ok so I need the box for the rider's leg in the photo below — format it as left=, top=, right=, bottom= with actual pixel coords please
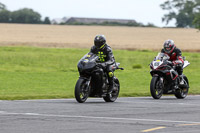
left=106, top=65, right=114, bottom=94
left=177, top=65, right=184, bottom=85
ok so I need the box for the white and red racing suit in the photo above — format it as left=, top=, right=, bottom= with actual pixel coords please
left=161, top=47, right=184, bottom=75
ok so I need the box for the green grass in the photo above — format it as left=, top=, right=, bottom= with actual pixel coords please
left=0, top=46, right=199, bottom=100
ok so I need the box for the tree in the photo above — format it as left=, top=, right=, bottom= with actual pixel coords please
left=0, top=3, right=52, bottom=24
left=0, top=2, right=6, bottom=10
left=160, top=0, right=200, bottom=27
left=0, top=2, right=10, bottom=23
left=193, top=0, right=200, bottom=29
left=0, top=9, right=11, bottom=23
left=193, top=13, right=200, bottom=29
left=11, top=8, right=42, bottom=24
left=43, top=17, right=51, bottom=24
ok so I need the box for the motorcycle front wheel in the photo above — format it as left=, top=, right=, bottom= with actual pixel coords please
left=75, top=78, right=90, bottom=103
left=150, top=76, right=163, bottom=99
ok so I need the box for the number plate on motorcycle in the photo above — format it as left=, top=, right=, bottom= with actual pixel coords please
left=154, top=62, right=160, bottom=66
left=83, top=59, right=89, bottom=63
left=86, top=55, right=91, bottom=57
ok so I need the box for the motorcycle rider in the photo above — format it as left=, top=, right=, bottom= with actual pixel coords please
left=161, top=39, right=184, bottom=87
left=90, top=35, right=115, bottom=94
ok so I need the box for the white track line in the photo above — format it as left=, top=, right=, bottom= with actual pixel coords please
left=119, top=101, right=200, bottom=106
left=1, top=111, right=200, bottom=124
left=3, top=97, right=200, bottom=107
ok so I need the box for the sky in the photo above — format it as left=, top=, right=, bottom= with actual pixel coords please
left=0, top=0, right=176, bottom=27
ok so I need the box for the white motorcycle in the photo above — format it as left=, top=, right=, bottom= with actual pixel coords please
left=150, top=53, right=190, bottom=99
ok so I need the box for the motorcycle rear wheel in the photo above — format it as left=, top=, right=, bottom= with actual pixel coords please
left=103, top=77, right=120, bottom=102
left=150, top=76, right=163, bottom=99
left=174, top=75, right=189, bottom=99
left=75, top=78, right=90, bottom=103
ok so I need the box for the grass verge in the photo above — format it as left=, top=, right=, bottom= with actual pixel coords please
left=0, top=46, right=199, bottom=100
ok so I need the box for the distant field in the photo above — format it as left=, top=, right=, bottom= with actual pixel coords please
left=0, top=23, right=200, bottom=51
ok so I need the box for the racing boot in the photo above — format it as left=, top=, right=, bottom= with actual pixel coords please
left=179, top=75, right=184, bottom=85
left=177, top=68, right=186, bottom=87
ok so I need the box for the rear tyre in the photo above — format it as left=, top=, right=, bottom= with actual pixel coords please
left=75, top=78, right=90, bottom=103
left=175, top=75, right=189, bottom=99
left=103, top=77, right=120, bottom=102
left=150, top=76, right=163, bottom=99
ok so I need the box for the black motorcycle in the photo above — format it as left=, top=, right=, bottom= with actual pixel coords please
left=150, top=53, right=190, bottom=99
left=75, top=52, right=124, bottom=103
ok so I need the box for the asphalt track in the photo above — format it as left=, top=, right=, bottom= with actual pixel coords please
left=0, top=96, right=200, bottom=133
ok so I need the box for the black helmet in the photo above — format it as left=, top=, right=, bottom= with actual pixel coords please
left=94, top=35, right=106, bottom=49
left=163, top=39, right=175, bottom=54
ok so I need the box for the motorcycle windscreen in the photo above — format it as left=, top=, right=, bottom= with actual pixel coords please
left=83, top=62, right=96, bottom=70
left=79, top=52, right=98, bottom=62
left=155, top=53, right=170, bottom=61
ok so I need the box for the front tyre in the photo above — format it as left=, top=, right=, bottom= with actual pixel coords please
left=103, top=77, right=120, bottom=102
left=175, top=75, right=189, bottom=99
left=150, top=76, right=163, bottom=99
left=75, top=78, right=90, bottom=103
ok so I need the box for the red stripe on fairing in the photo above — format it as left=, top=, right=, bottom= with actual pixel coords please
left=155, top=65, right=167, bottom=70
left=178, top=56, right=184, bottom=64
left=166, top=72, right=170, bottom=75
left=173, top=61, right=179, bottom=65
left=173, top=75, right=178, bottom=80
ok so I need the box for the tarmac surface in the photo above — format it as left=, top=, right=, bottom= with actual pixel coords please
left=0, top=96, right=200, bottom=133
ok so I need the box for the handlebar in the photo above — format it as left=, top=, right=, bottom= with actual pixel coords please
left=167, top=61, right=173, bottom=65
left=118, top=67, right=124, bottom=70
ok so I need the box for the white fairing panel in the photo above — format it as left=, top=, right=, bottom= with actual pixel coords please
left=183, top=61, right=190, bottom=69
left=152, top=61, right=162, bottom=69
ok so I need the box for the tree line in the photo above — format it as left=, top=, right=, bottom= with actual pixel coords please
left=62, top=21, right=156, bottom=27
left=0, top=1, right=200, bottom=29
left=0, top=2, right=50, bottom=24
left=161, top=0, right=200, bottom=29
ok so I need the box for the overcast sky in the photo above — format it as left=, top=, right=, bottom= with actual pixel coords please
left=0, top=0, right=175, bottom=27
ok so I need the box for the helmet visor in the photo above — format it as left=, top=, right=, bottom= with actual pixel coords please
left=94, top=41, right=105, bottom=49
left=164, top=46, right=172, bottom=53
left=165, top=47, right=171, bottom=51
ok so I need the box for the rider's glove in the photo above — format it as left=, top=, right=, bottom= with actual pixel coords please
left=167, top=61, right=173, bottom=66
left=172, top=61, right=177, bottom=66
left=173, top=60, right=182, bottom=66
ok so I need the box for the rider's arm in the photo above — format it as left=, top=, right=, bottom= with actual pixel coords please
left=90, top=46, right=97, bottom=54
left=105, top=46, right=115, bottom=65
left=161, top=49, right=165, bottom=53
left=175, top=48, right=184, bottom=64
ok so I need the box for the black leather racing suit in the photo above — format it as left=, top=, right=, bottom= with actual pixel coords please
left=90, top=44, right=115, bottom=87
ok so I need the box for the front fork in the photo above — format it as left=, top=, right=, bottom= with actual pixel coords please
left=159, top=77, right=164, bottom=89
left=80, top=76, right=91, bottom=92
left=153, top=75, right=164, bottom=91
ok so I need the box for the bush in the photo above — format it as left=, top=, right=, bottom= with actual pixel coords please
left=132, top=64, right=142, bottom=69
